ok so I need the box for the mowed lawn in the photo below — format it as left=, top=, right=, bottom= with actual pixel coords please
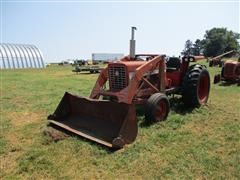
left=1, top=61, right=239, bottom=179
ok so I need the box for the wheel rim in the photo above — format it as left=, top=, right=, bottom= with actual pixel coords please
left=197, top=73, right=210, bottom=103
left=154, top=100, right=167, bottom=121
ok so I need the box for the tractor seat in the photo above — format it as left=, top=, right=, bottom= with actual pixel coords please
left=166, top=57, right=181, bottom=72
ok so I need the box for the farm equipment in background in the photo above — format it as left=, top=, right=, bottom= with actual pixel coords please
left=209, top=50, right=234, bottom=67
left=183, top=55, right=205, bottom=62
left=72, top=65, right=104, bottom=74
left=47, top=27, right=210, bottom=148
left=214, top=58, right=240, bottom=84
left=73, top=59, right=86, bottom=66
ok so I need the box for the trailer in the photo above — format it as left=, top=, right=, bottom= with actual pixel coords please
left=72, top=65, right=104, bottom=74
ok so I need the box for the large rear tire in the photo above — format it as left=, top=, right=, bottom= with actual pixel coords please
left=145, top=93, right=170, bottom=123
left=182, top=64, right=210, bottom=107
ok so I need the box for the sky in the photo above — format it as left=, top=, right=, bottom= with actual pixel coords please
left=1, top=0, right=239, bottom=62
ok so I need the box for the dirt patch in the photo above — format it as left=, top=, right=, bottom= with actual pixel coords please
left=7, top=111, right=44, bottom=128
left=5, top=132, right=20, bottom=146
left=4, top=131, right=32, bottom=148
left=0, top=151, right=22, bottom=177
left=181, top=116, right=215, bottom=136
left=181, top=101, right=239, bottom=137
left=43, top=124, right=70, bottom=141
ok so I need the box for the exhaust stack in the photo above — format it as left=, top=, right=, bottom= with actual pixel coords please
left=130, top=27, right=137, bottom=59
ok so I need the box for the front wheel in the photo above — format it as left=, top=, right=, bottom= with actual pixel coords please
left=145, top=93, right=170, bottom=123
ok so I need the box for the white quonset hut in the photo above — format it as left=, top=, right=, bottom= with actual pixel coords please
left=0, top=43, right=45, bottom=69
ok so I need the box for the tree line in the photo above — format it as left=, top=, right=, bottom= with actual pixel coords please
left=182, top=27, right=240, bottom=57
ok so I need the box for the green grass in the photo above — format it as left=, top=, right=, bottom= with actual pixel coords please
left=1, top=61, right=239, bottom=179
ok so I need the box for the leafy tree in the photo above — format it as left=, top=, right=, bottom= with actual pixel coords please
left=192, top=39, right=203, bottom=55
left=182, top=39, right=204, bottom=56
left=202, top=28, right=240, bottom=57
left=182, top=39, right=193, bottom=55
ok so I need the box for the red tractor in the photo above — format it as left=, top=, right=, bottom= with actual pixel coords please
left=48, top=27, right=210, bottom=148
left=214, top=58, right=240, bottom=84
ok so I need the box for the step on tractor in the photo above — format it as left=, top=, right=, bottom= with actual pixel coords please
left=48, top=27, right=210, bottom=148
left=214, top=58, right=240, bottom=84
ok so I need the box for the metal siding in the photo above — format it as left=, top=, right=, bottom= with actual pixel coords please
left=0, top=50, right=3, bottom=68
left=0, top=47, right=6, bottom=68
left=33, top=45, right=44, bottom=68
left=10, top=44, right=20, bottom=68
left=1, top=45, right=11, bottom=68
left=28, top=45, right=40, bottom=68
left=4, top=44, right=16, bottom=69
left=25, top=45, right=37, bottom=68
left=13, top=44, right=22, bottom=68
left=3, top=44, right=12, bottom=68
left=23, top=45, right=33, bottom=68
left=17, top=45, right=29, bottom=68
left=8, top=44, right=20, bottom=68
left=31, top=45, right=41, bottom=67
left=13, top=44, right=25, bottom=68
left=22, top=45, right=31, bottom=68
left=0, top=46, right=7, bottom=68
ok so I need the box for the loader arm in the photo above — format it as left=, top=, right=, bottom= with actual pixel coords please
left=90, top=67, right=108, bottom=99
left=118, top=55, right=166, bottom=104
left=212, top=50, right=234, bottom=60
left=90, top=55, right=132, bottom=99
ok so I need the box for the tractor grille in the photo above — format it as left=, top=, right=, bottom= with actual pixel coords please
left=224, top=64, right=235, bottom=76
left=108, top=64, right=128, bottom=91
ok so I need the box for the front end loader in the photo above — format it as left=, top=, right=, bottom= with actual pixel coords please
left=48, top=27, right=210, bottom=148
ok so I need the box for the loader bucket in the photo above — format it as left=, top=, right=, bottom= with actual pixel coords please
left=48, top=92, right=138, bottom=148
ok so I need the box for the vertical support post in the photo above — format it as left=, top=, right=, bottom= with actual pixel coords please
left=159, top=56, right=166, bottom=92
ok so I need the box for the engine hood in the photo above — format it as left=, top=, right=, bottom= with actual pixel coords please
left=225, top=60, right=239, bottom=65
left=108, top=61, right=146, bottom=72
